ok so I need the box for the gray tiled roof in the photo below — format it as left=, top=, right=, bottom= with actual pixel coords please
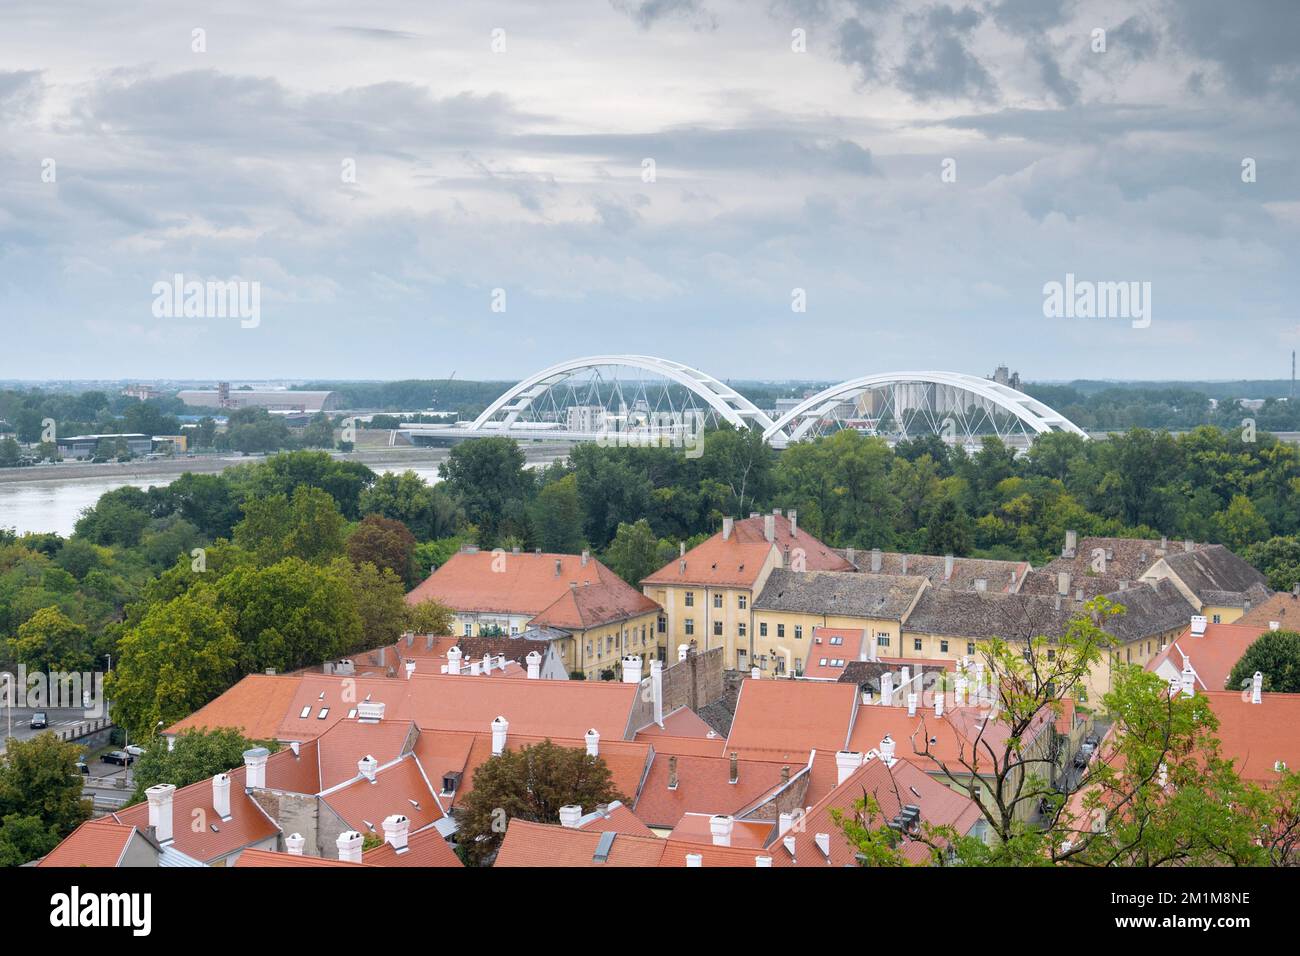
left=1021, top=535, right=1210, bottom=600
left=1158, top=545, right=1270, bottom=607
left=836, top=549, right=1028, bottom=592
left=903, top=589, right=1075, bottom=642
left=754, top=569, right=927, bottom=620
left=1097, top=580, right=1197, bottom=643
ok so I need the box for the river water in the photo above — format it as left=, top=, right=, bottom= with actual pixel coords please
left=0, top=464, right=446, bottom=537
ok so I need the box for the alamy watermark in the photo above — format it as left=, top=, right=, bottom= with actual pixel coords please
left=0, top=666, right=105, bottom=717
left=152, top=274, right=261, bottom=328
left=1042, top=273, right=1151, bottom=328
left=594, top=409, right=705, bottom=459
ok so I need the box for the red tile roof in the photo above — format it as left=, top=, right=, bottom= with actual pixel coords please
left=657, top=840, right=776, bottom=866
left=320, top=755, right=443, bottom=836
left=1201, top=691, right=1300, bottom=782
left=635, top=706, right=719, bottom=739
left=577, top=801, right=656, bottom=837
left=165, top=673, right=304, bottom=738
left=1147, top=622, right=1270, bottom=692
left=731, top=513, right=853, bottom=571
left=634, top=752, right=791, bottom=829
left=725, top=679, right=858, bottom=755
left=669, top=812, right=770, bottom=848
left=495, top=819, right=667, bottom=867
left=363, top=826, right=464, bottom=867
left=112, top=763, right=280, bottom=864
left=314, top=719, right=417, bottom=791
left=802, top=627, right=866, bottom=680
left=234, top=848, right=367, bottom=867
left=36, top=818, right=140, bottom=868
left=405, top=550, right=659, bottom=629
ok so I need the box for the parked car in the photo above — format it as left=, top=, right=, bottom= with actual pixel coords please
left=29, top=712, right=48, bottom=729
left=101, top=750, right=134, bottom=766
left=75, top=758, right=89, bottom=775
left=125, top=744, right=145, bottom=758
left=1073, top=741, right=1096, bottom=768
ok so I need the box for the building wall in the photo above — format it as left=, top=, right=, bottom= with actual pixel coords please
left=754, top=610, right=902, bottom=676
left=566, top=610, right=660, bottom=679
left=624, top=646, right=726, bottom=731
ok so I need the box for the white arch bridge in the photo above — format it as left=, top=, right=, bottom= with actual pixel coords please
left=397, top=355, right=1087, bottom=451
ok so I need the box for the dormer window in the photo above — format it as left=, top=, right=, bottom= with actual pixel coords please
left=299, top=706, right=311, bottom=719
left=317, top=707, right=329, bottom=719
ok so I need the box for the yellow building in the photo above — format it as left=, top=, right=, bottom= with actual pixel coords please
left=641, top=511, right=854, bottom=670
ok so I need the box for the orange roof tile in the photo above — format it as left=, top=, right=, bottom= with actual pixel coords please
left=669, top=812, right=771, bottom=848
left=632, top=733, right=726, bottom=757
left=165, top=673, right=304, bottom=738
left=321, top=756, right=443, bottom=835
left=642, top=539, right=775, bottom=589
left=577, top=801, right=656, bottom=837
left=731, top=513, right=853, bottom=571
left=658, top=840, right=776, bottom=866
left=635, top=706, right=718, bottom=739
left=1201, top=691, right=1300, bottom=782
left=314, top=719, right=417, bottom=790
left=234, top=848, right=367, bottom=867
left=495, top=819, right=667, bottom=867
left=634, top=752, right=791, bottom=828
left=1148, top=622, right=1271, bottom=692
left=405, top=550, right=658, bottom=629
left=363, top=826, right=464, bottom=867
left=37, top=818, right=140, bottom=868
left=803, top=627, right=867, bottom=680
left=112, top=763, right=280, bottom=864
left=725, top=679, right=858, bottom=755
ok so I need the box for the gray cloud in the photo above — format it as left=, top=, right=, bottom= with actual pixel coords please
left=610, top=0, right=718, bottom=30
left=895, top=5, right=997, bottom=102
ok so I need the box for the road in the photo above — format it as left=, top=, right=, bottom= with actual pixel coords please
left=0, top=706, right=100, bottom=749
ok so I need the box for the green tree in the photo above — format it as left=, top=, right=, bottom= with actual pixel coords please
left=0, top=813, right=61, bottom=867
left=234, top=485, right=345, bottom=564
left=405, top=598, right=455, bottom=636
left=530, top=474, right=586, bottom=553
left=8, top=606, right=92, bottom=673
left=108, top=589, right=241, bottom=741
left=0, top=734, right=91, bottom=838
left=1226, top=630, right=1300, bottom=693
left=130, top=728, right=279, bottom=804
left=344, top=559, right=410, bottom=652
left=1216, top=494, right=1269, bottom=551
left=439, top=437, right=533, bottom=545
left=603, top=519, right=669, bottom=586
left=456, top=740, right=627, bottom=865
left=74, top=485, right=152, bottom=548
left=1242, top=536, right=1300, bottom=592
left=360, top=470, right=462, bottom=540
left=301, top=413, right=336, bottom=449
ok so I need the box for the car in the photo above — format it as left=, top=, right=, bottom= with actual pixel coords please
left=1073, top=741, right=1096, bottom=769
left=101, top=750, right=134, bottom=766
left=75, top=759, right=89, bottom=775
left=125, top=744, right=145, bottom=758
left=29, top=712, right=48, bottom=729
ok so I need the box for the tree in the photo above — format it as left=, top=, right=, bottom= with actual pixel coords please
left=74, top=485, right=152, bottom=548
left=233, top=485, right=346, bottom=564
left=166, top=472, right=242, bottom=539
left=301, top=413, right=336, bottom=449
left=347, top=514, right=418, bottom=586
left=0, top=733, right=91, bottom=838
left=1226, top=630, right=1300, bottom=693
left=0, top=813, right=61, bottom=867
left=603, top=519, right=668, bottom=587
left=530, top=474, right=586, bottom=553
left=130, top=728, right=278, bottom=804
left=439, top=437, right=533, bottom=546
left=108, top=589, right=241, bottom=741
left=1243, top=536, right=1300, bottom=592
left=456, top=740, right=627, bottom=865
left=0, top=438, right=19, bottom=467
left=1216, top=494, right=1270, bottom=551
left=8, top=606, right=92, bottom=673
left=405, top=598, right=455, bottom=636
left=344, top=559, right=410, bottom=653
left=360, top=470, right=462, bottom=540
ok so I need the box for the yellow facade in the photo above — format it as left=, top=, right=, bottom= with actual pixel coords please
left=753, top=610, right=905, bottom=676
left=451, top=609, right=660, bottom=680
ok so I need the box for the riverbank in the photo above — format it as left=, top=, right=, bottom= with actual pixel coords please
left=0, top=443, right=577, bottom=486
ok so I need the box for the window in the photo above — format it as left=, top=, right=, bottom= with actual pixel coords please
left=829, top=636, right=843, bottom=646
left=777, top=624, right=785, bottom=638
left=913, top=638, right=923, bottom=652
left=940, top=640, right=949, bottom=653
left=877, top=634, right=891, bottom=648
left=738, top=623, right=747, bottom=638
left=317, top=707, right=329, bottom=719
left=760, top=622, right=768, bottom=637
left=967, top=642, right=975, bottom=655
left=346, top=708, right=357, bottom=720
left=713, top=620, right=723, bottom=637
left=738, top=594, right=747, bottom=610
left=713, top=593, right=722, bottom=609
left=1047, top=649, right=1056, bottom=662
left=299, top=706, right=311, bottom=719
left=819, top=658, right=828, bottom=667
left=658, top=617, right=666, bottom=634
left=685, top=592, right=695, bottom=607
left=831, top=658, right=844, bottom=667
left=794, top=625, right=803, bottom=640
left=794, top=658, right=802, bottom=672
left=685, top=619, right=695, bottom=636
left=1212, top=614, right=1222, bottom=624
left=510, top=625, right=519, bottom=635
left=463, top=623, right=472, bottom=637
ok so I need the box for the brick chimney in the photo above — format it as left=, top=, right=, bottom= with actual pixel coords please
left=146, top=784, right=176, bottom=844
left=668, top=755, right=679, bottom=790
left=729, top=751, right=738, bottom=785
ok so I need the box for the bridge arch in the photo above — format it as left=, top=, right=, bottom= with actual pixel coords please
left=762, top=371, right=1088, bottom=448
left=469, top=354, right=776, bottom=433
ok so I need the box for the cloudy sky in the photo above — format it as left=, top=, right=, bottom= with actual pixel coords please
left=1, top=0, right=1297, bottom=382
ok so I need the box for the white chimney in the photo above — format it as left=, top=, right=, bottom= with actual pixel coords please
left=404, top=659, right=416, bottom=679
left=212, top=772, right=232, bottom=821
left=935, top=688, right=944, bottom=718
left=336, top=830, right=363, bottom=864
left=559, top=805, right=583, bottom=828
left=722, top=517, right=734, bottom=540
left=581, top=549, right=590, bottom=567
left=783, top=836, right=796, bottom=859
left=285, top=833, right=305, bottom=856
left=1057, top=571, right=1071, bottom=596
left=814, top=832, right=831, bottom=858
left=710, top=814, right=734, bottom=847
left=955, top=673, right=968, bottom=707
left=751, top=666, right=761, bottom=680
left=1252, top=671, right=1263, bottom=704
left=764, top=514, right=775, bottom=542
left=357, top=700, right=385, bottom=721
left=870, top=548, right=882, bottom=573
left=1063, top=529, right=1077, bottom=556
left=778, top=811, right=795, bottom=836
left=243, top=747, right=269, bottom=789
left=481, top=653, right=492, bottom=675
left=900, top=665, right=911, bottom=687
left=358, top=754, right=378, bottom=782
left=1190, top=615, right=1208, bottom=636
left=1270, top=621, right=1281, bottom=632
left=944, top=554, right=954, bottom=580
left=677, top=643, right=690, bottom=662
left=685, top=853, right=702, bottom=867
left=622, top=655, right=643, bottom=684
left=880, top=734, right=897, bottom=767
left=881, top=672, right=894, bottom=707
left=1180, top=662, right=1196, bottom=697
left=835, top=751, right=864, bottom=785
left=585, top=728, right=600, bottom=757
left=145, top=784, right=176, bottom=844
left=525, top=650, right=541, bottom=679
left=447, top=645, right=463, bottom=675
left=907, top=692, right=918, bottom=717
left=491, top=716, right=508, bottom=755
left=789, top=510, right=797, bottom=536
left=651, top=659, right=664, bottom=727
left=382, top=814, right=411, bottom=852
